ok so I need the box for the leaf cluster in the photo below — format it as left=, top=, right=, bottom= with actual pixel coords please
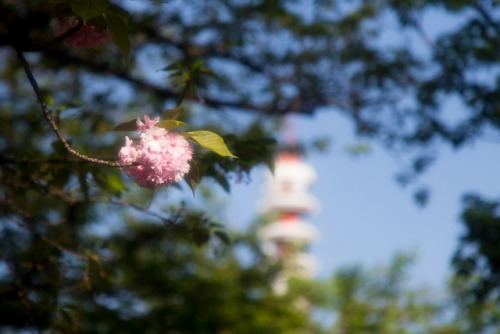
left=1, top=0, right=500, bottom=332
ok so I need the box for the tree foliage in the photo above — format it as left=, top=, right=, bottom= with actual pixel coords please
left=324, top=254, right=461, bottom=334
left=0, top=0, right=500, bottom=332
left=450, top=194, right=500, bottom=333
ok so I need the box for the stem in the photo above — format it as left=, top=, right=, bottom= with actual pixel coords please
left=17, top=50, right=135, bottom=167
left=0, top=1, right=134, bottom=167
left=474, top=1, right=500, bottom=37
left=24, top=21, right=84, bottom=52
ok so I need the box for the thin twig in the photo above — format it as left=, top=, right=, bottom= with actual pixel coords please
left=4, top=177, right=174, bottom=224
left=45, top=50, right=279, bottom=114
left=40, top=236, right=87, bottom=260
left=474, top=1, right=500, bottom=38
left=0, top=2, right=135, bottom=168
left=16, top=52, right=136, bottom=167
left=406, top=14, right=436, bottom=49
left=0, top=156, right=119, bottom=165
left=22, top=21, right=84, bottom=52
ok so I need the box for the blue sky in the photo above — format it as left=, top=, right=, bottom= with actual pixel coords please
left=213, top=5, right=500, bottom=290
left=222, top=109, right=500, bottom=289
left=127, top=1, right=500, bottom=290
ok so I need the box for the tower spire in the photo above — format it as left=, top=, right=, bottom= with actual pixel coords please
left=283, top=114, right=297, bottom=147
left=257, top=119, right=320, bottom=294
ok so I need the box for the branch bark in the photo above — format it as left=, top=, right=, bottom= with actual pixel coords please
left=0, top=1, right=135, bottom=168
left=17, top=49, right=136, bottom=167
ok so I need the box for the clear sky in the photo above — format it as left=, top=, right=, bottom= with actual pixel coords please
left=222, top=109, right=500, bottom=290
left=139, top=3, right=500, bottom=291
left=213, top=6, right=500, bottom=291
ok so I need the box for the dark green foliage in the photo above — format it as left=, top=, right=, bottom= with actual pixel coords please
left=448, top=195, right=500, bottom=333
left=0, top=211, right=318, bottom=333
left=51, top=224, right=317, bottom=333
left=1, top=0, right=500, bottom=332
left=453, top=196, right=500, bottom=295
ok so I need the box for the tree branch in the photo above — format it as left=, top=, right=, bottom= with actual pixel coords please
left=0, top=155, right=118, bottom=165
left=24, top=21, right=84, bottom=52
left=474, top=1, right=500, bottom=38
left=0, top=1, right=136, bottom=168
left=16, top=51, right=137, bottom=167
left=46, top=49, right=292, bottom=115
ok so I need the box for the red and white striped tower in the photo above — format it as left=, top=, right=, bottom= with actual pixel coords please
left=257, top=127, right=320, bottom=294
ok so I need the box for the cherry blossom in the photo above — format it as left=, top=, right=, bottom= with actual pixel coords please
left=118, top=116, right=193, bottom=188
left=54, top=17, right=110, bottom=50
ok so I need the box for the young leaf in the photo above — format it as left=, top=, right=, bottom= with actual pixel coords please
left=104, top=11, right=130, bottom=61
left=111, top=119, right=137, bottom=131
left=184, top=131, right=238, bottom=158
left=45, top=93, right=55, bottom=108
left=70, top=0, right=109, bottom=21
left=184, top=160, right=200, bottom=196
left=162, top=104, right=183, bottom=120
left=155, top=120, right=186, bottom=131
left=107, top=174, right=126, bottom=194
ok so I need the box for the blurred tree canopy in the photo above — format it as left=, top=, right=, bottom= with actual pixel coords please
left=1, top=0, right=500, bottom=332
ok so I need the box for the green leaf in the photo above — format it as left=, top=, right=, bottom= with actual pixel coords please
left=215, top=174, right=230, bottom=193
left=45, top=93, right=55, bottom=108
left=104, top=11, right=130, bottom=61
left=107, top=174, right=126, bottom=193
left=111, top=119, right=137, bottom=131
left=208, top=222, right=224, bottom=229
left=264, top=156, right=275, bottom=175
left=184, top=131, right=238, bottom=158
left=90, top=169, right=124, bottom=196
left=214, top=230, right=230, bottom=245
left=155, top=120, right=186, bottom=131
left=162, top=104, right=183, bottom=120
left=184, top=160, right=200, bottom=196
left=70, top=0, right=109, bottom=21
left=106, top=4, right=130, bottom=23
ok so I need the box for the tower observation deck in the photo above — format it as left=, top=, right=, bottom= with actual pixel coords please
left=257, top=151, right=320, bottom=294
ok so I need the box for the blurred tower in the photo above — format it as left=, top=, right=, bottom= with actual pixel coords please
left=257, top=148, right=320, bottom=295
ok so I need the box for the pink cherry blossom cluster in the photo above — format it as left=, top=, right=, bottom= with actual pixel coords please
left=118, top=115, right=193, bottom=189
left=53, top=17, right=110, bottom=50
